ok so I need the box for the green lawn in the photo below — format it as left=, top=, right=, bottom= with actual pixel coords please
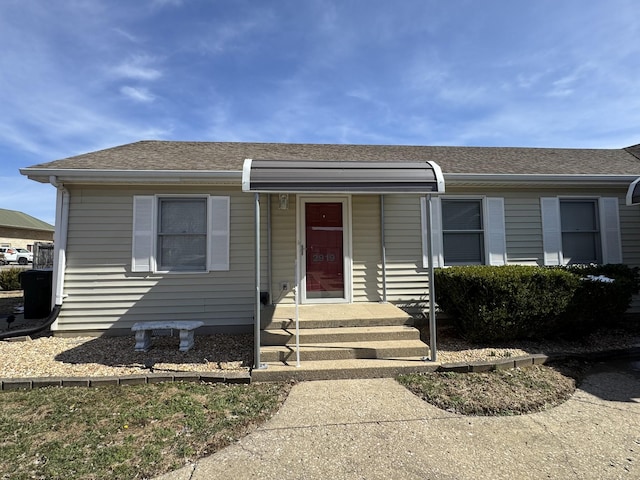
left=0, top=381, right=290, bottom=480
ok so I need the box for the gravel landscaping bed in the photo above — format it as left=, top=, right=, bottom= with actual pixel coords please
left=0, top=334, right=253, bottom=378
left=0, top=327, right=638, bottom=379
left=1, top=291, right=639, bottom=379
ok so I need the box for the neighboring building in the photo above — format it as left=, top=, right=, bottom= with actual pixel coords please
left=19, top=141, right=640, bottom=340
left=0, top=208, right=54, bottom=251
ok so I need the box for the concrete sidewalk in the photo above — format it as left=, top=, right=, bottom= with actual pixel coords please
left=156, top=360, right=640, bottom=480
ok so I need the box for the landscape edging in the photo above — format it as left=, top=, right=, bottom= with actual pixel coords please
left=0, top=370, right=251, bottom=391
left=437, top=346, right=640, bottom=373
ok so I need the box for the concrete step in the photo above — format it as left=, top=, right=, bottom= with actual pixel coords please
left=261, top=325, right=421, bottom=346
left=260, top=303, right=414, bottom=331
left=260, top=339, right=429, bottom=363
left=262, top=315, right=413, bottom=330
left=251, top=357, right=440, bottom=382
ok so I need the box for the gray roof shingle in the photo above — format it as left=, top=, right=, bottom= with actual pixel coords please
left=25, top=140, right=640, bottom=176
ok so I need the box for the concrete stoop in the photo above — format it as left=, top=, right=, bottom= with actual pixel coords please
left=256, top=303, right=433, bottom=381
left=251, top=357, right=440, bottom=382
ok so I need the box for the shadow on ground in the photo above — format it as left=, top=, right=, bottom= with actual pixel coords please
left=53, top=333, right=253, bottom=371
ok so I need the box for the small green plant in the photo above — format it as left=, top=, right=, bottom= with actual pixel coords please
left=0, top=267, right=22, bottom=291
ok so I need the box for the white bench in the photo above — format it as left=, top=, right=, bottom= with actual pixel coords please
left=131, top=321, right=204, bottom=352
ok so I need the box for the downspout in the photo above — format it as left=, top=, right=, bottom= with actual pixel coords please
left=0, top=177, right=67, bottom=339
left=380, top=195, right=387, bottom=303
left=253, top=193, right=265, bottom=369
left=50, top=176, right=69, bottom=313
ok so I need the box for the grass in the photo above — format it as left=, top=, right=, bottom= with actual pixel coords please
left=0, top=381, right=291, bottom=480
left=398, top=361, right=586, bottom=416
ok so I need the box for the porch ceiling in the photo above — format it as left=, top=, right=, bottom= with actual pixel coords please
left=242, top=159, right=445, bottom=194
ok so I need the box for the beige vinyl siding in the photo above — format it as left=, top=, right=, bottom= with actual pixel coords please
left=352, top=195, right=382, bottom=302
left=57, top=185, right=259, bottom=333
left=269, top=194, right=297, bottom=304
left=443, top=185, right=640, bottom=268
left=383, top=195, right=429, bottom=311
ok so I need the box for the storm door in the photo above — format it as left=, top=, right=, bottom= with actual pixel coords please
left=300, top=198, right=351, bottom=303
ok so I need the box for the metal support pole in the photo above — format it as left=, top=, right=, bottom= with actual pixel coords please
left=267, top=194, right=273, bottom=305
left=294, top=259, right=301, bottom=367
left=253, top=193, right=264, bottom=369
left=426, top=194, right=437, bottom=362
left=380, top=195, right=387, bottom=303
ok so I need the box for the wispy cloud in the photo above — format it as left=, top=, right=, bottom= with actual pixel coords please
left=120, top=86, right=156, bottom=103
left=111, top=55, right=162, bottom=81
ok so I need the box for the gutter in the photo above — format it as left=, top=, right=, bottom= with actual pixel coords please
left=48, top=176, right=70, bottom=329
left=444, top=173, right=640, bottom=187
left=20, top=168, right=242, bottom=185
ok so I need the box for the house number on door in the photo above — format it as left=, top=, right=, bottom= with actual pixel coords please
left=312, top=254, right=336, bottom=262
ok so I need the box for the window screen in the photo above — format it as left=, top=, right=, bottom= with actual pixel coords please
left=442, top=199, right=484, bottom=265
left=157, top=198, right=207, bottom=271
left=560, top=200, right=600, bottom=264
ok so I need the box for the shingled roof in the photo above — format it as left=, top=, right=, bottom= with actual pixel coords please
left=24, top=140, right=640, bottom=176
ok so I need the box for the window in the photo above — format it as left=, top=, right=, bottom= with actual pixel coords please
left=541, top=197, right=621, bottom=266
left=441, top=199, right=484, bottom=265
left=132, top=195, right=230, bottom=273
left=559, top=199, right=600, bottom=264
left=421, top=196, right=506, bottom=268
left=157, top=198, right=207, bottom=271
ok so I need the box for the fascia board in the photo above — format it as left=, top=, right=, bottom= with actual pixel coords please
left=445, top=173, right=640, bottom=187
left=20, top=168, right=242, bottom=185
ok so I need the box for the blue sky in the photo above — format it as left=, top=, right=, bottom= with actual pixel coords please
left=2, top=0, right=640, bottom=225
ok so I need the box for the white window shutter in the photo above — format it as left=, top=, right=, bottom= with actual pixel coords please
left=540, top=197, right=563, bottom=266
left=485, top=197, right=507, bottom=265
left=208, top=196, right=230, bottom=271
left=421, top=196, right=443, bottom=268
left=599, top=197, right=622, bottom=264
left=132, top=196, right=154, bottom=272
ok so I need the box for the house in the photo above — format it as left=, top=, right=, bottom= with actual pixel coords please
left=0, top=208, right=54, bottom=252
left=19, top=141, right=640, bottom=371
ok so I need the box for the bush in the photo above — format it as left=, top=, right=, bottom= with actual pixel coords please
left=0, top=267, right=23, bottom=291
left=554, top=264, right=640, bottom=337
left=434, top=264, right=640, bottom=342
left=434, top=265, right=578, bottom=342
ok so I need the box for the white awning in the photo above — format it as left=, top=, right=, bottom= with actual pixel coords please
left=627, top=177, right=640, bottom=205
left=242, top=159, right=445, bottom=194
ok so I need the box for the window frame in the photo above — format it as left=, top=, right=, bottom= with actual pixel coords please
left=156, top=196, right=209, bottom=272
left=421, top=195, right=506, bottom=268
left=132, top=194, right=230, bottom=274
left=440, top=198, right=485, bottom=266
left=540, top=196, right=622, bottom=266
left=559, top=198, right=602, bottom=265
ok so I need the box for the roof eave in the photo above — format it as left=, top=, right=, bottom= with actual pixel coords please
left=20, top=168, right=242, bottom=185
left=445, top=173, right=640, bottom=187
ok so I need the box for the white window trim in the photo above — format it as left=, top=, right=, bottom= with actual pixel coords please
left=132, top=194, right=230, bottom=273
left=540, top=196, right=622, bottom=266
left=421, top=195, right=506, bottom=268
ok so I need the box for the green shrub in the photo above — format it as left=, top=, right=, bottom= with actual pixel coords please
left=434, top=264, right=640, bottom=342
left=0, top=267, right=23, bottom=291
left=434, top=265, right=578, bottom=342
left=554, top=264, right=640, bottom=337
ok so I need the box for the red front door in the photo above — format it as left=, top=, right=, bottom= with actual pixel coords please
left=305, top=202, right=344, bottom=299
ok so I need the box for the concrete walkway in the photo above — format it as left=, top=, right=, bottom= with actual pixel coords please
left=157, top=359, right=640, bottom=480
